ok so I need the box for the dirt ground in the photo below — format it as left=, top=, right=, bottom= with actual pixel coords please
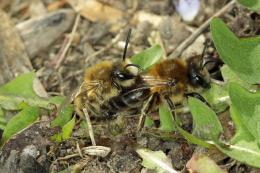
left=0, top=0, right=260, bottom=173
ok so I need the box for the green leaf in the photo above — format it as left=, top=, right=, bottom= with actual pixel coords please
left=0, top=108, right=7, bottom=130
left=221, top=65, right=255, bottom=90
left=211, top=18, right=260, bottom=84
left=188, top=97, right=223, bottom=142
left=202, top=83, right=229, bottom=113
left=0, top=72, right=36, bottom=98
left=229, top=83, right=260, bottom=144
left=144, top=117, right=154, bottom=127
left=159, top=103, right=176, bottom=132
left=136, top=148, right=176, bottom=173
left=216, top=106, right=260, bottom=168
left=52, top=116, right=75, bottom=142
left=51, top=104, right=73, bottom=127
left=237, top=0, right=260, bottom=11
left=131, top=45, right=163, bottom=70
left=2, top=106, right=39, bottom=142
left=0, top=72, right=66, bottom=110
left=177, top=127, right=211, bottom=148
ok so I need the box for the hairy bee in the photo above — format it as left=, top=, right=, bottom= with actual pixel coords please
left=73, top=59, right=142, bottom=118
left=74, top=29, right=210, bottom=121
left=97, top=55, right=211, bottom=120
left=74, top=29, right=144, bottom=118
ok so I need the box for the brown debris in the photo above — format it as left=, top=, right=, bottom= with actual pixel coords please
left=68, top=0, right=123, bottom=23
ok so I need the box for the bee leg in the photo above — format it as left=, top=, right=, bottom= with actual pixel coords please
left=164, top=95, right=178, bottom=121
left=137, top=94, right=155, bottom=132
left=185, top=92, right=211, bottom=107
left=111, top=80, right=122, bottom=91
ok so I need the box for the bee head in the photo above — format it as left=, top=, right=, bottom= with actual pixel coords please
left=187, top=57, right=211, bottom=89
left=111, top=64, right=138, bottom=88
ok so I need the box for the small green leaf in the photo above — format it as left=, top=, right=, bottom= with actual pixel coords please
left=52, top=116, right=75, bottom=142
left=51, top=104, right=73, bottom=127
left=131, top=45, right=163, bottom=70
left=0, top=72, right=66, bottom=110
left=237, top=0, right=260, bottom=11
left=144, top=117, right=154, bottom=127
left=177, top=127, right=211, bottom=148
left=211, top=18, right=260, bottom=84
left=2, top=106, right=39, bottom=142
left=229, top=83, right=260, bottom=144
left=159, top=103, right=176, bottom=132
left=0, top=72, right=36, bottom=98
left=202, top=83, right=229, bottom=112
left=136, top=148, right=176, bottom=173
left=188, top=97, right=223, bottom=142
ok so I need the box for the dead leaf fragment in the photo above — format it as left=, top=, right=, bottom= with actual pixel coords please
left=68, top=0, right=123, bottom=23
left=81, top=146, right=111, bottom=157
left=186, top=154, right=227, bottom=173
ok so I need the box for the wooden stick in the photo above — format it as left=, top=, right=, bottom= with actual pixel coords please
left=83, top=108, right=96, bottom=146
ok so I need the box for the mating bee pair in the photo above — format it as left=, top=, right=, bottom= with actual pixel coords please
left=74, top=29, right=211, bottom=124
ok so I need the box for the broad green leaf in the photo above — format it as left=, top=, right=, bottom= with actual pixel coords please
left=188, top=97, right=223, bottom=142
left=221, top=65, right=255, bottom=90
left=2, top=106, right=39, bottom=142
left=237, top=0, right=260, bottom=11
left=202, top=83, right=229, bottom=112
left=211, top=18, right=260, bottom=84
left=136, top=148, right=177, bottom=173
left=0, top=72, right=66, bottom=110
left=177, top=127, right=211, bottom=148
left=51, top=104, right=73, bottom=127
left=229, top=83, right=260, bottom=144
left=131, top=45, right=163, bottom=70
left=0, top=72, right=36, bottom=98
left=52, top=116, right=75, bottom=142
left=159, top=103, right=176, bottom=132
left=216, top=106, right=260, bottom=168
left=186, top=154, right=226, bottom=173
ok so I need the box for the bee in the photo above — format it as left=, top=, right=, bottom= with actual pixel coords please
left=74, top=29, right=143, bottom=119
left=74, top=29, right=211, bottom=122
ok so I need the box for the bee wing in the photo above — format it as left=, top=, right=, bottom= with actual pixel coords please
left=141, top=75, right=172, bottom=87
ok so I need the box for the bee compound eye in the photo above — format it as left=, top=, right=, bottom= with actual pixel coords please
left=193, top=74, right=210, bottom=89
left=113, top=70, right=135, bottom=81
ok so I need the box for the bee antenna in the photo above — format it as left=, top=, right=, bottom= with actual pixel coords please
left=122, top=28, right=132, bottom=61
left=200, top=39, right=209, bottom=70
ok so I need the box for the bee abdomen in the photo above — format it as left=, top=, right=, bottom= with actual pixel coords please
left=100, top=88, right=150, bottom=117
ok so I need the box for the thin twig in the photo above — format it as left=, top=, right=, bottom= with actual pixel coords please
left=83, top=108, right=96, bottom=146
left=169, top=0, right=236, bottom=59
left=54, top=13, right=81, bottom=69
left=76, top=141, right=83, bottom=158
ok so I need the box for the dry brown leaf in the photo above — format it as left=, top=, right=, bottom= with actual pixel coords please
left=47, top=0, right=68, bottom=11
left=186, top=154, right=227, bottom=173
left=67, top=0, right=123, bottom=23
